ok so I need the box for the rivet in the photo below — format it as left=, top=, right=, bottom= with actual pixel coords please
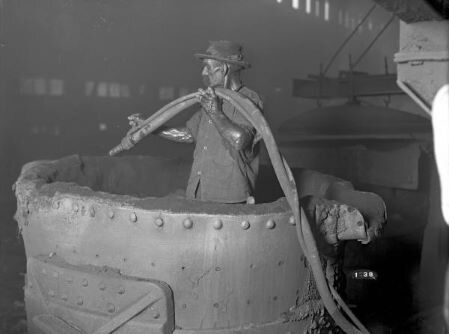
left=118, top=286, right=125, bottom=295
left=99, top=281, right=106, bottom=290
left=89, top=207, right=95, bottom=217
left=213, top=219, right=223, bottom=230
left=61, top=294, right=68, bottom=301
left=152, top=311, right=160, bottom=319
left=72, top=203, right=79, bottom=212
left=213, top=302, right=219, bottom=308
left=246, top=196, right=255, bottom=204
left=129, top=212, right=137, bottom=222
left=107, top=303, right=116, bottom=313
left=154, top=217, right=164, bottom=227
left=108, top=210, right=115, bottom=219
left=81, top=278, right=88, bottom=287
left=48, top=252, right=55, bottom=258
left=183, top=218, right=193, bottom=229
left=289, top=216, right=296, bottom=225
left=52, top=201, right=59, bottom=209
left=241, top=220, right=250, bottom=230
left=266, top=219, right=276, bottom=229
left=215, top=266, right=221, bottom=271
left=77, top=297, right=83, bottom=306
left=357, top=220, right=364, bottom=226
left=48, top=290, right=55, bottom=297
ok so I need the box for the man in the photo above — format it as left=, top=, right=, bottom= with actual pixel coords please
left=130, top=41, right=263, bottom=203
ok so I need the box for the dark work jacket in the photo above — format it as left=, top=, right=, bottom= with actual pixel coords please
left=185, top=86, right=263, bottom=203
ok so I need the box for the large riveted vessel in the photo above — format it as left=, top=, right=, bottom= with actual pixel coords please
left=15, top=155, right=312, bottom=334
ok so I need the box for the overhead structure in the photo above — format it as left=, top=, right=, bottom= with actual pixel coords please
left=372, top=0, right=449, bottom=115
left=293, top=1, right=449, bottom=117
left=293, top=4, right=404, bottom=105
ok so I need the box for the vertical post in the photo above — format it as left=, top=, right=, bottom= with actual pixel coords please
left=348, top=54, right=355, bottom=102
left=0, top=0, right=7, bottom=198
left=317, top=62, right=323, bottom=107
left=0, top=0, right=5, bottom=118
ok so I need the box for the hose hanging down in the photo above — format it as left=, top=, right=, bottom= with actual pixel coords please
left=109, top=88, right=369, bottom=334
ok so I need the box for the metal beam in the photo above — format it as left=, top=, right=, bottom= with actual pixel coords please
left=292, top=74, right=404, bottom=99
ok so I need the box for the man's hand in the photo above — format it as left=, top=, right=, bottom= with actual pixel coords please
left=197, top=87, right=222, bottom=116
left=197, top=87, right=253, bottom=151
left=128, top=113, right=145, bottom=128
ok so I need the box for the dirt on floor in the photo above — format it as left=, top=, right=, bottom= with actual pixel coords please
left=0, top=199, right=27, bottom=334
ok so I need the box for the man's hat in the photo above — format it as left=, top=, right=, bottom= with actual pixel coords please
left=195, top=40, right=251, bottom=69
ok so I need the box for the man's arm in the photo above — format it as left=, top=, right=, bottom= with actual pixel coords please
left=197, top=88, right=253, bottom=151
left=128, top=114, right=194, bottom=143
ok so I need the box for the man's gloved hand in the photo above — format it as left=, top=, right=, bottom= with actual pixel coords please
left=128, top=113, right=145, bottom=128
left=197, top=87, right=223, bottom=116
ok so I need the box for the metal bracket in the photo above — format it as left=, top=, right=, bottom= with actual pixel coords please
left=396, top=80, right=432, bottom=116
left=395, top=50, right=449, bottom=63
left=26, top=256, right=175, bottom=334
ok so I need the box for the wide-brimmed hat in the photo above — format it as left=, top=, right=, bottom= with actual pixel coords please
left=195, top=40, right=250, bottom=69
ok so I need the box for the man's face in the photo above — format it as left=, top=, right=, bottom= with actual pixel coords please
left=201, top=59, right=225, bottom=87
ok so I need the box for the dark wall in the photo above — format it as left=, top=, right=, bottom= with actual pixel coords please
left=0, top=0, right=398, bottom=200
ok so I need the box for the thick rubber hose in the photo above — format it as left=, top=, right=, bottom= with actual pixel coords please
left=215, top=89, right=367, bottom=334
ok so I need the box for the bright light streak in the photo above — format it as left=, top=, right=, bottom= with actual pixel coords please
left=292, top=0, right=299, bottom=9
left=306, top=0, right=311, bottom=14
left=324, top=0, right=330, bottom=21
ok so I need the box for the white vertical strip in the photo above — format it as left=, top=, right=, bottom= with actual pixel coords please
left=324, top=0, right=330, bottom=21
left=292, top=0, right=299, bottom=9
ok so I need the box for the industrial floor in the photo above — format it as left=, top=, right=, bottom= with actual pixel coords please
left=0, top=199, right=26, bottom=334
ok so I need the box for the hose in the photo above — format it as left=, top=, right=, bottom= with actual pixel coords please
left=109, top=88, right=369, bottom=333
